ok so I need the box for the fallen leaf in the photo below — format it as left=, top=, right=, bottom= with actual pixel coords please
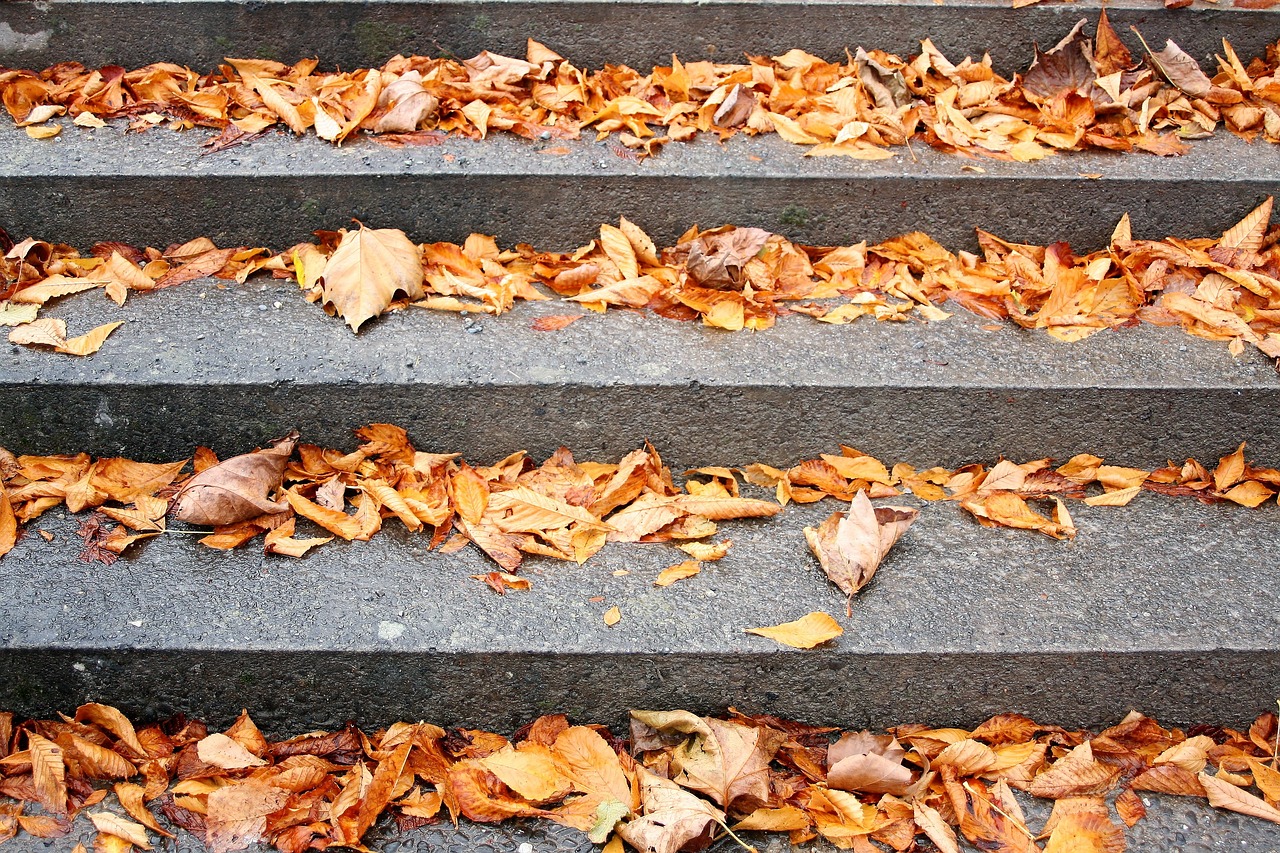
left=654, top=560, right=700, bottom=586
left=321, top=225, right=425, bottom=331
left=170, top=432, right=297, bottom=526
left=804, top=491, right=919, bottom=599
left=745, top=612, right=843, bottom=648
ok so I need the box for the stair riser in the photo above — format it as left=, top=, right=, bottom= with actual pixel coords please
left=3, top=1, right=1277, bottom=72
left=2, top=648, right=1271, bottom=734
left=6, top=174, right=1279, bottom=253
left=5, top=385, right=1280, bottom=470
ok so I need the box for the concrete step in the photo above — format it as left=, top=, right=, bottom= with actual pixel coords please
left=0, top=792, right=1273, bottom=853
left=5, top=277, right=1280, bottom=468
left=3, top=0, right=1278, bottom=71
left=4, top=121, right=1279, bottom=261
left=3, top=458, right=1278, bottom=732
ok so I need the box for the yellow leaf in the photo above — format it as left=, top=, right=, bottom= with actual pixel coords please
left=321, top=225, right=425, bottom=331
left=654, top=560, right=700, bottom=587
left=768, top=112, right=823, bottom=144
left=25, top=124, right=61, bottom=139
left=745, top=612, right=842, bottom=649
left=677, top=540, right=730, bottom=561
left=603, top=606, right=621, bottom=626
left=1083, top=486, right=1140, bottom=507
left=57, top=321, right=123, bottom=356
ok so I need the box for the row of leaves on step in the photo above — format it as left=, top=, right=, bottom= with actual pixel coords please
left=5, top=197, right=1280, bottom=358
left=1, top=423, right=1276, bottom=611
left=1, top=703, right=1279, bottom=853
left=2, top=15, right=1278, bottom=159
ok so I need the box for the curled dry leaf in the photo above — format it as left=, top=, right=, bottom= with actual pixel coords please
left=804, top=490, right=919, bottom=600
left=745, top=612, right=844, bottom=649
left=170, top=432, right=298, bottom=526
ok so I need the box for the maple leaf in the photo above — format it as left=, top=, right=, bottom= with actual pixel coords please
left=617, top=767, right=724, bottom=853
left=804, top=491, right=919, bottom=601
left=170, top=432, right=297, bottom=526
left=321, top=225, right=425, bottom=331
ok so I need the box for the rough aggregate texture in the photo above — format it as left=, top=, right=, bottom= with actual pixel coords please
left=2, top=121, right=1278, bottom=250
left=2, top=0, right=1278, bottom=73
left=2, top=280, right=1280, bottom=466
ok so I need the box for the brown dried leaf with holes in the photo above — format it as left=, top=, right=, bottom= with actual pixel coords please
left=0, top=703, right=1275, bottom=853
left=3, top=18, right=1279, bottom=157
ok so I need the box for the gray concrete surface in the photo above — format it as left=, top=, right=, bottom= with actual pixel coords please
left=2, top=0, right=1277, bottom=72
left=2, top=120, right=1278, bottom=251
left=0, top=790, right=1275, bottom=853
left=2, top=489, right=1278, bottom=732
left=3, top=279, right=1280, bottom=468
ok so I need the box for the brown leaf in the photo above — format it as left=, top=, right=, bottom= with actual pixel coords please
left=170, top=432, right=297, bottom=526
left=1023, top=20, right=1098, bottom=100
left=1198, top=771, right=1280, bottom=824
left=28, top=732, right=67, bottom=816
left=617, top=766, right=723, bottom=853
left=1095, top=10, right=1136, bottom=76
left=205, top=780, right=291, bottom=853
left=745, top=612, right=843, bottom=648
left=1142, top=35, right=1213, bottom=98
left=321, top=225, right=425, bottom=331
left=0, top=484, right=15, bottom=558
left=804, top=491, right=919, bottom=598
left=683, top=227, right=773, bottom=289
left=827, top=749, right=911, bottom=795
left=74, top=704, right=147, bottom=759
left=530, top=314, right=584, bottom=331
left=1027, top=742, right=1121, bottom=798
left=263, top=517, right=332, bottom=557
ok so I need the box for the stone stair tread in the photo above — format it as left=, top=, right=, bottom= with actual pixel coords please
left=4, top=0, right=1278, bottom=71
left=5, top=276, right=1279, bottom=466
left=2, top=489, right=1276, bottom=729
left=3, top=121, right=1278, bottom=248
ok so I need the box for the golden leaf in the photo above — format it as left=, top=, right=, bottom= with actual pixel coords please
left=321, top=225, right=425, bottom=331
left=745, top=612, right=843, bottom=649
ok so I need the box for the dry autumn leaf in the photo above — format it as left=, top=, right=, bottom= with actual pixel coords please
left=170, top=432, right=298, bottom=526
left=321, top=225, right=425, bottom=331
left=745, top=612, right=844, bottom=648
left=804, top=491, right=919, bottom=601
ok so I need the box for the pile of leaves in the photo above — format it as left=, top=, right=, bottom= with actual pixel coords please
left=6, top=198, right=1280, bottom=358
left=2, top=16, right=1279, bottom=158
left=2, top=424, right=1278, bottom=597
left=1, top=703, right=1278, bottom=853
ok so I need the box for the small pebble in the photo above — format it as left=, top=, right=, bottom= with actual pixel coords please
left=519, top=844, right=533, bottom=853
